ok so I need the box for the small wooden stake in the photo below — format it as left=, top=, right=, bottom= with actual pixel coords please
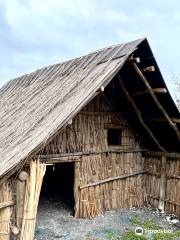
left=158, top=156, right=167, bottom=212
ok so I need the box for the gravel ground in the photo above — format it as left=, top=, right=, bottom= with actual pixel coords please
left=35, top=197, right=179, bottom=240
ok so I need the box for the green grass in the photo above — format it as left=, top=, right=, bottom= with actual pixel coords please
left=84, top=217, right=180, bottom=240
left=121, top=231, right=147, bottom=240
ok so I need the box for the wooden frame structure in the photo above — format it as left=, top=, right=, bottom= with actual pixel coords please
left=0, top=38, right=179, bottom=239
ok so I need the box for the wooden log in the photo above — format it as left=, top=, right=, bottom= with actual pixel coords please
left=145, top=151, right=180, bottom=158
left=36, top=148, right=148, bottom=161
left=80, top=111, right=122, bottom=116
left=158, top=156, right=167, bottom=212
left=128, top=57, right=140, bottom=63
left=104, top=123, right=126, bottom=129
left=147, top=117, right=180, bottom=124
left=142, top=66, right=155, bottom=72
left=172, top=118, right=180, bottom=124
left=0, top=181, right=13, bottom=240
left=18, top=171, right=28, bottom=181
left=132, top=63, right=180, bottom=143
left=148, top=194, right=180, bottom=206
left=132, top=88, right=167, bottom=97
left=16, top=179, right=26, bottom=230
left=19, top=160, right=46, bottom=240
left=79, top=170, right=147, bottom=189
left=148, top=172, right=180, bottom=180
left=0, top=201, right=14, bottom=209
left=117, top=75, right=166, bottom=152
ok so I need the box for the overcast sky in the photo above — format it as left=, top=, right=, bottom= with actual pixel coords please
left=0, top=0, right=180, bottom=96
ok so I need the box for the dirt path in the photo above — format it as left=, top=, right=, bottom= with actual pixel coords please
left=35, top=198, right=179, bottom=240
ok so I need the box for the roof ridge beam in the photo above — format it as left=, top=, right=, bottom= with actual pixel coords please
left=117, top=75, right=166, bottom=152
left=132, top=63, right=180, bottom=143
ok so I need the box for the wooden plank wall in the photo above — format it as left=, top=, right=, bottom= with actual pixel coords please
left=145, top=156, right=180, bottom=217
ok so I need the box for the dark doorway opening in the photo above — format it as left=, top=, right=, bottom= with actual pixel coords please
left=39, top=162, right=75, bottom=215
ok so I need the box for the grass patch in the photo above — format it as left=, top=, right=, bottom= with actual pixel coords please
left=121, top=230, right=147, bottom=240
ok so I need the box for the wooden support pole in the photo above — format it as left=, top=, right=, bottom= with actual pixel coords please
left=0, top=201, right=14, bottom=209
left=0, top=181, right=13, bottom=240
left=148, top=194, right=180, bottom=206
left=158, top=156, right=167, bottom=212
left=147, top=117, right=180, bottom=124
left=117, top=75, right=166, bottom=152
left=16, top=179, right=26, bottom=230
left=145, top=151, right=180, bottom=158
left=36, top=148, right=148, bottom=162
left=79, top=170, right=148, bottom=189
left=133, top=88, right=167, bottom=97
left=132, top=63, right=180, bottom=143
left=172, top=118, right=180, bottom=124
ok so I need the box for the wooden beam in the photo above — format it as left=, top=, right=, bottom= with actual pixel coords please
left=172, top=118, right=180, bottom=124
left=148, top=194, right=180, bottom=206
left=158, top=156, right=167, bottom=212
left=117, top=75, right=166, bottom=152
left=148, top=172, right=180, bottom=180
left=142, top=66, right=155, bottom=72
left=0, top=201, right=14, bottom=209
left=147, top=117, right=180, bottom=124
left=128, top=57, right=141, bottom=64
left=104, top=123, right=126, bottom=129
left=145, top=151, right=180, bottom=159
left=37, top=148, right=148, bottom=162
left=133, top=88, right=167, bottom=97
left=79, top=170, right=148, bottom=189
left=35, top=155, right=80, bottom=163
left=80, top=111, right=124, bottom=116
left=132, top=63, right=180, bottom=143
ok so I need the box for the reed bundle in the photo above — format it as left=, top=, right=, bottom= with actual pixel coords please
left=75, top=152, right=145, bottom=218
left=145, top=155, right=180, bottom=217
left=0, top=181, right=13, bottom=240
left=19, top=160, right=46, bottom=240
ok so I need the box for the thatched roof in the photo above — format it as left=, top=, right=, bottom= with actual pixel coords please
left=0, top=38, right=180, bottom=178
left=0, top=38, right=144, bottom=177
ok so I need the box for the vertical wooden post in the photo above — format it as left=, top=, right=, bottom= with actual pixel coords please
left=74, top=161, right=80, bottom=218
left=16, top=172, right=28, bottom=230
left=19, top=160, right=46, bottom=240
left=158, top=156, right=167, bottom=212
left=0, top=181, right=13, bottom=240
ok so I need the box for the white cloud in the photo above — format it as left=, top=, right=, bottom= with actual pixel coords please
left=0, top=0, right=180, bottom=91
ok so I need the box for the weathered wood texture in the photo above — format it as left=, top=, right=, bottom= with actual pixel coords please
left=145, top=155, right=180, bottom=217
left=0, top=181, right=13, bottom=240
left=19, top=160, right=46, bottom=240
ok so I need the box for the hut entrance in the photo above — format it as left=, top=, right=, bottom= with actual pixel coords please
left=38, top=162, right=75, bottom=216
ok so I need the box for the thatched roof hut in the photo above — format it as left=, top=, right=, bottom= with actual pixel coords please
left=0, top=38, right=179, bottom=239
